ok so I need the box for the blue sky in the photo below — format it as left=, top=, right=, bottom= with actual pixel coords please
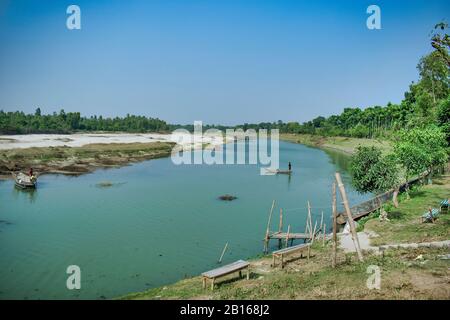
left=0, top=0, right=448, bottom=125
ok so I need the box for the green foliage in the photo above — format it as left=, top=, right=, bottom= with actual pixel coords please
left=350, top=146, right=399, bottom=194
left=393, top=126, right=449, bottom=181
left=417, top=51, right=449, bottom=103
left=0, top=109, right=168, bottom=134
left=437, top=97, right=450, bottom=143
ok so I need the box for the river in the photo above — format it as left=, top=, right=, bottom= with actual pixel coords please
left=0, top=141, right=369, bottom=299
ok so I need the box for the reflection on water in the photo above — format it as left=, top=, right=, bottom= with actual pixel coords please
left=323, top=149, right=352, bottom=172
left=12, top=186, right=37, bottom=203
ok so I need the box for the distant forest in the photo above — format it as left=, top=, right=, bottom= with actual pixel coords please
left=0, top=109, right=169, bottom=134
left=1, top=23, right=449, bottom=142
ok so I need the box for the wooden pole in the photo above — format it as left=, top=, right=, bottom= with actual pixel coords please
left=278, top=208, right=283, bottom=248
left=332, top=182, right=337, bottom=268
left=264, top=200, right=276, bottom=253
left=278, top=208, right=283, bottom=232
left=218, top=242, right=228, bottom=263
left=285, top=225, right=291, bottom=248
left=320, top=211, right=324, bottom=234
left=335, top=172, right=364, bottom=262
left=311, top=220, right=317, bottom=244
left=322, top=223, right=326, bottom=246
left=307, top=201, right=313, bottom=239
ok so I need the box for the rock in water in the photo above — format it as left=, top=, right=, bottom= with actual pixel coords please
left=218, top=194, right=237, bottom=201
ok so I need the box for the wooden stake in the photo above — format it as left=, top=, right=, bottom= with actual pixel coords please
left=304, top=204, right=309, bottom=235
left=332, top=182, right=337, bottom=268
left=285, top=225, right=291, bottom=248
left=278, top=208, right=283, bottom=232
left=320, top=211, right=324, bottom=234
left=322, top=223, right=326, bottom=246
left=218, top=242, right=228, bottom=263
left=311, top=220, right=317, bottom=244
left=335, top=172, right=364, bottom=262
left=307, top=201, right=313, bottom=239
left=264, top=200, right=276, bottom=253
left=278, top=208, right=283, bottom=248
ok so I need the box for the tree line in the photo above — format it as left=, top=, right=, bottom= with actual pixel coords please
left=0, top=109, right=169, bottom=134
left=347, top=23, right=450, bottom=212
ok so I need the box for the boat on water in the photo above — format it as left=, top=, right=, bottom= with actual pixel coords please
left=262, top=168, right=293, bottom=175
left=12, top=172, right=37, bottom=189
left=276, top=169, right=292, bottom=175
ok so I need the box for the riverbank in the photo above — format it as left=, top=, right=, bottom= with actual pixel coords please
left=280, top=133, right=392, bottom=155
left=123, top=174, right=450, bottom=300
left=0, top=141, right=175, bottom=178
left=0, top=132, right=228, bottom=179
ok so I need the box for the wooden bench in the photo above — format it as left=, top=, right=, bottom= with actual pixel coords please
left=201, top=260, right=250, bottom=290
left=272, top=243, right=311, bottom=268
left=421, top=208, right=440, bottom=223
left=440, top=199, right=449, bottom=214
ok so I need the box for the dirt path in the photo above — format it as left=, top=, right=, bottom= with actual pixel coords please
left=339, top=231, right=450, bottom=253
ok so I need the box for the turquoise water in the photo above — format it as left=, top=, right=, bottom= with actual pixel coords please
left=0, top=141, right=369, bottom=299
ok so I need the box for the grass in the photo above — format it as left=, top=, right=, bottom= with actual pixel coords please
left=123, top=242, right=450, bottom=300
left=280, top=133, right=392, bottom=155
left=364, top=175, right=450, bottom=246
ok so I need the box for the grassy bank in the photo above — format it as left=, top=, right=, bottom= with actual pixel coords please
left=280, top=133, right=392, bottom=155
left=0, top=141, right=175, bottom=177
left=124, top=246, right=449, bottom=300
left=363, top=175, right=450, bottom=246
left=123, top=175, right=450, bottom=300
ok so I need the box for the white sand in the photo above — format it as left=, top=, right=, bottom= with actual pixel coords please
left=0, top=132, right=223, bottom=150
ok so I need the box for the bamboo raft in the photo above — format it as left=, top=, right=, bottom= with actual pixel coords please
left=262, top=168, right=292, bottom=175
left=276, top=170, right=292, bottom=175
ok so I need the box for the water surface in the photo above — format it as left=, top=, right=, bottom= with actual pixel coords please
left=0, top=141, right=369, bottom=299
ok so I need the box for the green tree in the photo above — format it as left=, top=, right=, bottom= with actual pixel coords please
left=394, top=126, right=448, bottom=191
left=437, top=97, right=450, bottom=144
left=350, top=146, right=400, bottom=207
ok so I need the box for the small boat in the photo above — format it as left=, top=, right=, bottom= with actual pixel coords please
left=262, top=168, right=292, bottom=175
left=12, top=172, right=37, bottom=189
left=276, top=170, right=292, bottom=175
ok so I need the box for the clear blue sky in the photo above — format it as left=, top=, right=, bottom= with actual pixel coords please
left=0, top=0, right=448, bottom=125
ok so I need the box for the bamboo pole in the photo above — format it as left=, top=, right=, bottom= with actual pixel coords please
left=307, top=201, right=313, bottom=239
left=278, top=208, right=283, bottom=248
left=320, top=211, right=324, bottom=234
left=278, top=208, right=283, bottom=232
left=285, top=225, right=291, bottom=248
left=264, top=200, right=276, bottom=253
left=335, top=172, right=364, bottom=262
left=218, top=242, right=228, bottom=263
left=311, top=220, right=318, bottom=244
left=332, top=182, right=337, bottom=268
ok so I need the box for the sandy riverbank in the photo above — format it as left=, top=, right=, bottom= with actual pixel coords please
left=0, top=132, right=229, bottom=178
left=0, top=132, right=222, bottom=150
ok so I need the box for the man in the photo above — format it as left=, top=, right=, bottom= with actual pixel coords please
left=29, top=167, right=33, bottom=177
left=288, top=162, right=292, bottom=172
